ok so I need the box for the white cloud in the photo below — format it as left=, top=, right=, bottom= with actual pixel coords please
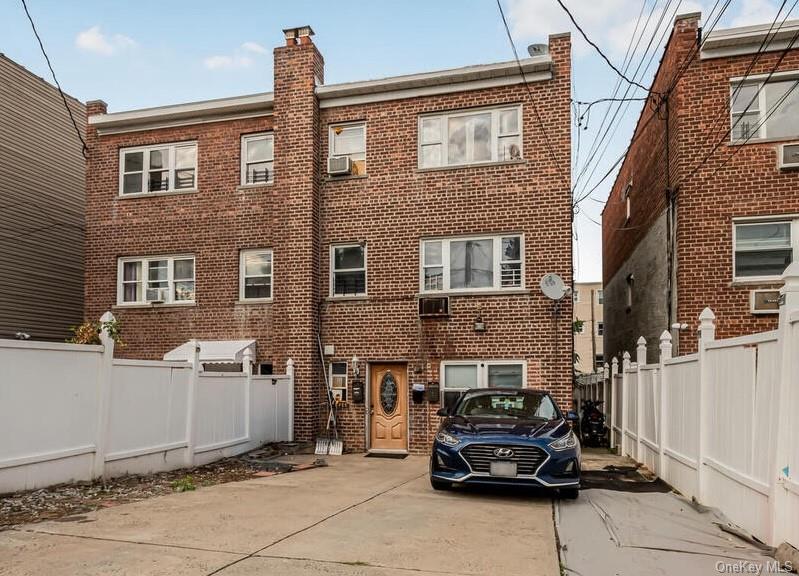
left=75, top=25, right=135, bottom=56
left=203, top=42, right=267, bottom=70
left=241, top=41, right=268, bottom=55
left=729, top=0, right=782, bottom=27
left=203, top=54, right=254, bottom=70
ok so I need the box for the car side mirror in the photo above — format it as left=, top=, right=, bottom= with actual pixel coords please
left=566, top=411, right=579, bottom=422
left=436, top=408, right=449, bottom=417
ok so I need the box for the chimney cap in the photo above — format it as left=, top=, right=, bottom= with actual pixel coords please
left=283, top=25, right=315, bottom=40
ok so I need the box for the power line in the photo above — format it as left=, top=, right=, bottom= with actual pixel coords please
left=20, top=0, right=87, bottom=158
left=554, top=0, right=655, bottom=93
left=496, top=0, right=571, bottom=192
left=573, top=0, right=732, bottom=207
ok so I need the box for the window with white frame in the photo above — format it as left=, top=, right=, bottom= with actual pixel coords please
left=418, top=105, right=522, bottom=169
left=330, top=361, right=347, bottom=401
left=596, top=321, right=604, bottom=336
left=730, top=78, right=799, bottom=142
left=573, top=289, right=580, bottom=303
left=421, top=234, right=523, bottom=293
left=118, top=255, right=195, bottom=305
left=241, top=133, right=274, bottom=185
left=120, top=142, right=197, bottom=195
left=734, top=220, right=796, bottom=280
left=331, top=244, right=366, bottom=296
left=441, top=361, right=526, bottom=410
left=596, top=289, right=604, bottom=304
left=239, top=249, right=273, bottom=301
left=595, top=354, right=605, bottom=370
left=329, top=123, right=366, bottom=175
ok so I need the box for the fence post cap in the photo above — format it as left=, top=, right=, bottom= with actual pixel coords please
left=286, top=358, right=294, bottom=366
left=781, top=261, right=799, bottom=280
left=611, top=357, right=619, bottom=366
left=659, top=330, right=672, bottom=342
left=636, top=336, right=647, bottom=346
left=604, top=362, right=610, bottom=370
left=99, top=311, right=115, bottom=323
left=699, top=307, right=716, bottom=321
left=622, top=351, right=631, bottom=360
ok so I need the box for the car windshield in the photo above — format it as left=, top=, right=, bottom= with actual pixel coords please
left=455, top=393, right=558, bottom=420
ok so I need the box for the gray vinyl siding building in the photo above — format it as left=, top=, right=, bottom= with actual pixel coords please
left=0, top=54, right=85, bottom=340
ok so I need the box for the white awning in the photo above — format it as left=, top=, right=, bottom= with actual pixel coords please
left=163, top=339, right=256, bottom=364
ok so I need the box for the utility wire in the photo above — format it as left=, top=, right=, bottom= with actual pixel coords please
left=20, top=0, right=87, bottom=158
left=554, top=0, right=655, bottom=93
left=496, top=0, right=571, bottom=192
left=573, top=0, right=732, bottom=207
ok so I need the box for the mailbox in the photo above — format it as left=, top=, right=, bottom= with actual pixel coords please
left=412, top=383, right=425, bottom=404
left=351, top=380, right=365, bottom=404
left=426, top=381, right=440, bottom=403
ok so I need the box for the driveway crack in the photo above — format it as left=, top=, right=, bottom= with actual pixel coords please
left=205, top=471, right=427, bottom=576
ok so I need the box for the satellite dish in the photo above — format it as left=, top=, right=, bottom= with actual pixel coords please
left=540, top=273, right=568, bottom=300
left=527, top=43, right=549, bottom=57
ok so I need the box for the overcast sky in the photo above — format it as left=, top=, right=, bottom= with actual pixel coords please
left=0, top=0, right=784, bottom=283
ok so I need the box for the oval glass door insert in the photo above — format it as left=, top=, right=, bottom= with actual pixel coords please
left=380, top=372, right=398, bottom=415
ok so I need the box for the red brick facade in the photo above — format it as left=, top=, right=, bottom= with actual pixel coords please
left=603, top=14, right=799, bottom=359
left=85, top=29, right=572, bottom=453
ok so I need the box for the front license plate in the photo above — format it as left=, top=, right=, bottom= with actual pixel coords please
left=490, top=461, right=517, bottom=477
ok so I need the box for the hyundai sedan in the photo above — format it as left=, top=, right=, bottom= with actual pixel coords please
left=430, top=388, right=580, bottom=498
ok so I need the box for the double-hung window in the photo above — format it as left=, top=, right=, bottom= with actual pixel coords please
left=117, top=255, right=195, bottom=305
left=440, top=361, right=527, bottom=410
left=418, top=105, right=522, bottom=169
left=420, top=234, right=523, bottom=293
left=596, top=322, right=604, bottom=336
left=239, top=249, right=273, bottom=301
left=731, top=78, right=799, bottom=142
left=120, top=142, right=197, bottom=195
left=331, top=244, right=366, bottom=297
left=329, top=123, right=366, bottom=175
left=241, top=133, right=274, bottom=185
left=733, top=219, right=796, bottom=281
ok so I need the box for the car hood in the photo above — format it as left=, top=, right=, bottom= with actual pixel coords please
left=442, top=416, right=564, bottom=439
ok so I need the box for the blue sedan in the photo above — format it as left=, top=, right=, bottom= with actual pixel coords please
left=430, top=388, right=581, bottom=498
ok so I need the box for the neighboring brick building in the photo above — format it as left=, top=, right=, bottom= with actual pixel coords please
left=573, top=282, right=603, bottom=373
left=603, top=14, right=799, bottom=363
left=85, top=26, right=572, bottom=453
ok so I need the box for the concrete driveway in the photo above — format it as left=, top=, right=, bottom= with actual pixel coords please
left=0, top=455, right=559, bottom=576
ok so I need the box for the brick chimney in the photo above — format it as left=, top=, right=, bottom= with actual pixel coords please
left=272, top=26, right=325, bottom=443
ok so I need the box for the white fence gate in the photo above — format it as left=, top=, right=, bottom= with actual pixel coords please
left=0, top=313, right=294, bottom=494
left=576, top=263, right=799, bottom=550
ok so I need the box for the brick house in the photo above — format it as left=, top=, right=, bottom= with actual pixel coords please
left=603, top=14, right=799, bottom=363
left=84, top=26, right=572, bottom=453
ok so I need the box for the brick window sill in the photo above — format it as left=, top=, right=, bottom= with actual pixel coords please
left=117, top=189, right=198, bottom=200
left=112, top=303, right=197, bottom=310
left=236, top=183, right=273, bottom=192
left=417, top=289, right=531, bottom=297
left=326, top=295, right=369, bottom=302
left=416, top=159, right=527, bottom=174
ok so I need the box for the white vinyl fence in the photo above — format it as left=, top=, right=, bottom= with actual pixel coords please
left=0, top=312, right=294, bottom=494
left=575, top=263, right=799, bottom=550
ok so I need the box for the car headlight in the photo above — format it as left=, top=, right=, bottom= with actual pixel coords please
left=435, top=431, right=460, bottom=446
left=549, top=430, right=578, bottom=451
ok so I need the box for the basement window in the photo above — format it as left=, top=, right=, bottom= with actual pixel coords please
left=120, top=142, right=197, bottom=195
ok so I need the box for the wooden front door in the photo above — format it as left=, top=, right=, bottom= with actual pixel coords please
left=369, top=364, right=408, bottom=451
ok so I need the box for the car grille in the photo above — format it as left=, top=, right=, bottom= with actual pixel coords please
left=460, top=444, right=548, bottom=475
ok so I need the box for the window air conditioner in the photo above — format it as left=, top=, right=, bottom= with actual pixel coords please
left=327, top=156, right=352, bottom=176
left=146, top=287, right=170, bottom=303
left=418, top=296, right=449, bottom=318
left=778, top=143, right=799, bottom=170
left=751, top=289, right=780, bottom=314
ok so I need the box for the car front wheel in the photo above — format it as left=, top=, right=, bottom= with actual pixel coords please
left=430, top=477, right=452, bottom=491
left=559, top=487, right=579, bottom=499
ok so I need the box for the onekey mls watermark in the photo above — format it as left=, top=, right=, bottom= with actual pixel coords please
left=715, top=560, right=794, bottom=574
